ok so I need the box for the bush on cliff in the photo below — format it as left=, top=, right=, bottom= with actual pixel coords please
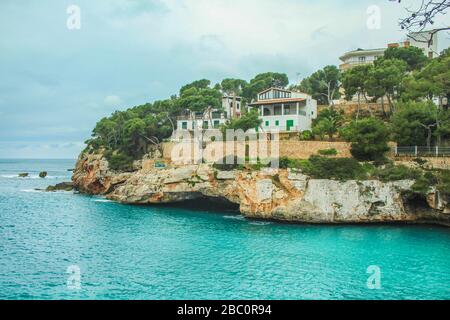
left=299, top=156, right=367, bottom=180
left=278, top=157, right=304, bottom=169
left=107, top=153, right=134, bottom=172
left=436, top=170, right=450, bottom=196
left=373, top=164, right=421, bottom=182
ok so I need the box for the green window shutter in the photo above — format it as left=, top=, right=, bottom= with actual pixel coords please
left=203, top=121, right=208, bottom=129
left=265, top=121, right=269, bottom=126
left=275, top=120, right=279, bottom=126
left=182, top=122, right=187, bottom=129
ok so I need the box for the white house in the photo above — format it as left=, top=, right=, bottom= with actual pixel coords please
left=248, top=88, right=317, bottom=132
left=176, top=95, right=245, bottom=132
left=176, top=110, right=227, bottom=131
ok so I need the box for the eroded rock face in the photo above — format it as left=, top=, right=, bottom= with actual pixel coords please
left=71, top=153, right=132, bottom=195
left=72, top=154, right=450, bottom=226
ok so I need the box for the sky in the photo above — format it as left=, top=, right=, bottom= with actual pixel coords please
left=0, top=0, right=449, bottom=158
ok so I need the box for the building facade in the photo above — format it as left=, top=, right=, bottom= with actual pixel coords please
left=176, top=95, right=244, bottom=132
left=248, top=88, right=317, bottom=132
left=389, top=30, right=440, bottom=59
left=339, top=48, right=386, bottom=71
left=222, top=94, right=242, bottom=119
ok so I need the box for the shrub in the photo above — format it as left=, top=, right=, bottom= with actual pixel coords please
left=318, top=148, right=337, bottom=156
left=411, top=171, right=438, bottom=195
left=299, top=156, right=367, bottom=180
left=436, top=170, right=450, bottom=196
left=412, top=158, right=427, bottom=166
left=107, top=153, right=135, bottom=172
left=374, top=164, right=421, bottom=182
left=278, top=157, right=303, bottom=169
left=340, top=117, right=390, bottom=161
left=300, top=130, right=313, bottom=140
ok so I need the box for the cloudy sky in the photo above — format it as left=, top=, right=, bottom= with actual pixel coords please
left=0, top=0, right=449, bottom=158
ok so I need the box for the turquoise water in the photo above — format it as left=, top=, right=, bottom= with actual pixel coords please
left=0, top=159, right=449, bottom=300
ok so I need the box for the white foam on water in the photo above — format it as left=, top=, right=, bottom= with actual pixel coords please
left=21, top=189, right=42, bottom=193
left=1, top=174, right=65, bottom=179
left=93, top=199, right=113, bottom=203
left=223, top=215, right=246, bottom=221
left=248, top=221, right=272, bottom=226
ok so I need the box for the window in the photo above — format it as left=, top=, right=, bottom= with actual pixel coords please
left=275, top=120, right=279, bottom=126
left=214, top=120, right=220, bottom=128
left=284, top=105, right=294, bottom=115
left=182, top=122, right=187, bottom=130
left=265, top=121, right=269, bottom=126
left=203, top=121, right=208, bottom=129
left=274, top=105, right=282, bottom=115
left=358, top=56, right=366, bottom=63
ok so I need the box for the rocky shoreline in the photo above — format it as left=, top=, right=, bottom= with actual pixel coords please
left=71, top=153, right=450, bottom=227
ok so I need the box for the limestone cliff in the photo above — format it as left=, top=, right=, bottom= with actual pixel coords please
left=72, top=153, right=450, bottom=226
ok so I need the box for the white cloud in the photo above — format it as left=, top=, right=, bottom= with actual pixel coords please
left=104, top=95, right=122, bottom=106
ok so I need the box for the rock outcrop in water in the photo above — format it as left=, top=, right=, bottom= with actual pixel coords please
left=72, top=153, right=450, bottom=226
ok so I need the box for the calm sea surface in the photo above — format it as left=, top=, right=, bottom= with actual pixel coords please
left=0, top=159, right=449, bottom=299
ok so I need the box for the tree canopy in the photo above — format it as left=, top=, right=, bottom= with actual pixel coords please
left=297, top=65, right=341, bottom=105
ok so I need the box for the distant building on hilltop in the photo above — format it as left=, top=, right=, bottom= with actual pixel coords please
left=339, top=48, right=385, bottom=71
left=339, top=30, right=442, bottom=72
left=388, top=29, right=440, bottom=59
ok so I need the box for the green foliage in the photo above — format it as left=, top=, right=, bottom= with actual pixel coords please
left=365, top=58, right=407, bottom=109
left=242, top=72, right=289, bottom=101
left=342, top=64, right=372, bottom=101
left=374, top=164, right=421, bottom=182
left=299, top=130, right=313, bottom=140
left=222, top=108, right=262, bottom=132
left=299, top=156, right=367, bottom=180
left=318, top=148, right=338, bottom=156
left=436, top=170, right=450, bottom=196
left=402, top=53, right=450, bottom=101
left=383, top=46, right=428, bottom=71
left=107, top=153, right=134, bottom=172
left=296, top=65, right=341, bottom=105
left=179, top=79, right=211, bottom=95
left=312, top=108, right=344, bottom=140
left=220, top=78, right=248, bottom=96
left=391, top=101, right=437, bottom=146
left=278, top=157, right=303, bottom=169
left=178, top=85, right=222, bottom=112
left=340, top=118, right=390, bottom=161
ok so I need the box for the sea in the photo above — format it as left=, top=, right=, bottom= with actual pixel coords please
left=0, top=159, right=449, bottom=299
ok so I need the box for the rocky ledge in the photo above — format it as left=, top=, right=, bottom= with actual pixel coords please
left=72, top=153, right=450, bottom=226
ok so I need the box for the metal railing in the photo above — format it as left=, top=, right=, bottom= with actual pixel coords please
left=394, top=146, right=450, bottom=157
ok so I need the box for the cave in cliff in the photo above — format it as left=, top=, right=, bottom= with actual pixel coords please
left=157, top=196, right=240, bottom=213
